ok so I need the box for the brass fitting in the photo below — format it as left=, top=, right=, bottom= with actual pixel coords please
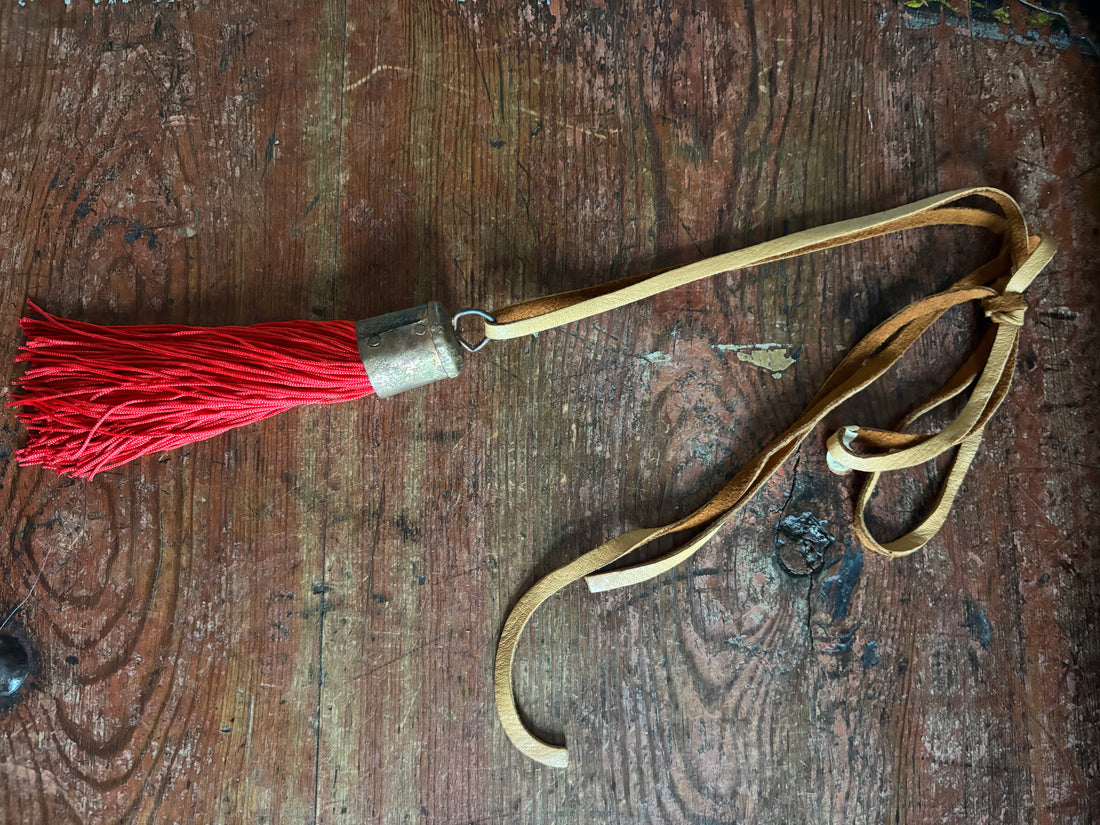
left=355, top=302, right=465, bottom=398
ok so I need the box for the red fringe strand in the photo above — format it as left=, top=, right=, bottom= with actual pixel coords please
left=10, top=302, right=374, bottom=478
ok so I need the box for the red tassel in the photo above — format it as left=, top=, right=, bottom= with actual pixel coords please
left=10, top=302, right=374, bottom=479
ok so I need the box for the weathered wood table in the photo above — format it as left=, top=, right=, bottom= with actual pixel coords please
left=0, top=1, right=1096, bottom=822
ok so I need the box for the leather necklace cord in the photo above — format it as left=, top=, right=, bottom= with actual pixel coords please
left=486, top=188, right=1056, bottom=768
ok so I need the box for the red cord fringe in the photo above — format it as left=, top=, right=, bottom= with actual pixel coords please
left=10, top=302, right=374, bottom=478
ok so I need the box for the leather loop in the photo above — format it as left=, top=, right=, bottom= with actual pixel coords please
left=982, top=293, right=1028, bottom=326
left=490, top=188, right=1056, bottom=767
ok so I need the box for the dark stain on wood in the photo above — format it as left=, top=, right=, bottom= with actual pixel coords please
left=861, top=640, right=880, bottom=671
left=965, top=596, right=993, bottom=650
left=820, top=543, right=864, bottom=622
left=774, top=509, right=835, bottom=575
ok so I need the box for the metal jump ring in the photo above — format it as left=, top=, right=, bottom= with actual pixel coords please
left=452, top=308, right=496, bottom=353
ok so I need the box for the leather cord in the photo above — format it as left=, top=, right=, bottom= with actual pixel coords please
left=488, top=188, right=1056, bottom=768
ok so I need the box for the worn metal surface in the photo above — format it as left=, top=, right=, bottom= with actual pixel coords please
left=357, top=302, right=465, bottom=398
left=0, top=1, right=1097, bottom=823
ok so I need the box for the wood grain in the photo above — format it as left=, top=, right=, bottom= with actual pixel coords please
left=0, top=1, right=1096, bottom=822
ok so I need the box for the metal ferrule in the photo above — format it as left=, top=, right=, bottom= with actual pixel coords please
left=356, top=302, right=465, bottom=398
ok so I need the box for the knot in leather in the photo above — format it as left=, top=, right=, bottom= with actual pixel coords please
left=982, top=292, right=1028, bottom=326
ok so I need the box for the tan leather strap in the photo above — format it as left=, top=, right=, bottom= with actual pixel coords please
left=490, top=188, right=1056, bottom=768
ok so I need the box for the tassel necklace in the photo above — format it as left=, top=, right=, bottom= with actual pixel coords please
left=9, top=188, right=1056, bottom=767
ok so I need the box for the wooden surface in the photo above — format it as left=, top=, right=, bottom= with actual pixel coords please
left=0, top=1, right=1097, bottom=822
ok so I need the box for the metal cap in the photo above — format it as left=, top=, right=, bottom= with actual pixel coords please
left=356, top=302, right=465, bottom=398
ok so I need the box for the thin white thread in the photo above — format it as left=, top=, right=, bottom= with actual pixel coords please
left=0, top=544, right=55, bottom=634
